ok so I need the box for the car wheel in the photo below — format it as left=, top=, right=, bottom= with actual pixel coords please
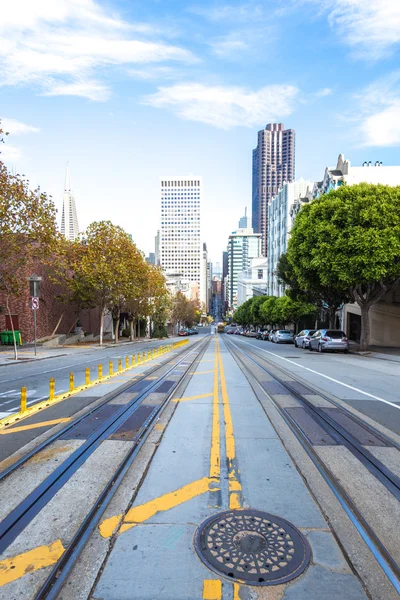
left=318, top=344, right=323, bottom=353
left=302, top=341, right=306, bottom=349
left=309, top=344, right=313, bottom=351
left=294, top=340, right=297, bottom=347
left=344, top=349, right=349, bottom=354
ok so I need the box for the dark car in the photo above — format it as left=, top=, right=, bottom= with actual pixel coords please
left=187, top=328, right=198, bottom=335
left=178, top=329, right=189, bottom=336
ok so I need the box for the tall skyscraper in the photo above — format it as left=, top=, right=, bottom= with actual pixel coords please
left=160, top=176, right=201, bottom=287
left=239, top=207, right=250, bottom=229
left=61, top=163, right=79, bottom=241
left=154, top=230, right=160, bottom=265
left=227, top=226, right=261, bottom=309
left=252, top=123, right=295, bottom=256
left=201, top=242, right=208, bottom=311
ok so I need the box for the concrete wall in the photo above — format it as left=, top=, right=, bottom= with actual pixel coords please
left=343, top=289, right=400, bottom=347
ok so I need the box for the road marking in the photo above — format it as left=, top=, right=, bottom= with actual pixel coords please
left=0, top=417, right=70, bottom=435
left=210, top=342, right=221, bottom=480
left=203, top=579, right=222, bottom=599
left=217, top=338, right=242, bottom=509
left=99, top=477, right=216, bottom=538
left=233, top=583, right=240, bottom=599
left=189, top=370, right=214, bottom=375
left=172, top=393, right=213, bottom=403
left=0, top=390, right=17, bottom=397
left=235, top=339, right=400, bottom=410
left=0, top=539, right=64, bottom=587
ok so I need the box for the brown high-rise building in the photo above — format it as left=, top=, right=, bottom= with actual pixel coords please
left=252, top=123, right=295, bottom=256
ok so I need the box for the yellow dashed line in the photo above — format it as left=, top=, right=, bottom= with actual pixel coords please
left=0, top=540, right=65, bottom=587
left=203, top=579, right=222, bottom=599
left=172, top=393, right=213, bottom=403
left=209, top=343, right=220, bottom=480
left=233, top=582, right=241, bottom=599
left=0, top=417, right=70, bottom=435
left=99, top=477, right=217, bottom=538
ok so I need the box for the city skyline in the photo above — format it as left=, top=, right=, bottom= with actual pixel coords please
left=1, top=1, right=400, bottom=263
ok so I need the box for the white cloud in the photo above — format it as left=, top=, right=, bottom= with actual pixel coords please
left=190, top=3, right=264, bottom=22
left=353, top=72, right=400, bottom=146
left=210, top=37, right=249, bottom=57
left=0, top=144, right=22, bottom=160
left=0, top=0, right=197, bottom=101
left=142, top=82, right=299, bottom=129
left=314, top=87, right=333, bottom=98
left=306, top=0, right=400, bottom=59
left=1, top=117, right=40, bottom=135
left=42, top=80, right=111, bottom=101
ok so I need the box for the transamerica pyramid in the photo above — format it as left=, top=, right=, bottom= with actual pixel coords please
left=60, top=162, right=79, bottom=241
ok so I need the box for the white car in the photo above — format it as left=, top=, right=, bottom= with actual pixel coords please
left=295, top=329, right=316, bottom=348
left=272, top=330, right=294, bottom=344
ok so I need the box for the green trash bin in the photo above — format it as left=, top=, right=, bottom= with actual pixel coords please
left=0, top=331, right=7, bottom=345
left=5, top=331, right=13, bottom=345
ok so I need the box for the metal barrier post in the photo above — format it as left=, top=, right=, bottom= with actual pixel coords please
left=85, top=368, right=90, bottom=385
left=132, top=355, right=136, bottom=367
left=118, top=358, right=122, bottom=372
left=49, top=378, right=55, bottom=401
left=69, top=372, right=75, bottom=392
left=138, top=353, right=141, bottom=365
left=20, top=387, right=27, bottom=412
left=98, top=364, right=103, bottom=380
left=109, top=361, right=113, bottom=376
left=126, top=356, right=129, bottom=369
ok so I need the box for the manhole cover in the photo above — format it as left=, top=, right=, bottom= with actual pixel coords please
left=194, top=509, right=310, bottom=586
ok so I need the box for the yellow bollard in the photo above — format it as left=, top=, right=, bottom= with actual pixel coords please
left=85, top=368, right=90, bottom=385
left=20, top=387, right=27, bottom=412
left=147, top=351, right=150, bottom=361
left=126, top=356, right=129, bottom=369
left=69, top=372, right=75, bottom=392
left=118, top=358, right=122, bottom=372
left=109, top=361, right=113, bottom=376
left=98, top=364, right=103, bottom=380
left=132, top=355, right=136, bottom=366
left=138, top=353, right=141, bottom=365
left=49, top=378, right=55, bottom=401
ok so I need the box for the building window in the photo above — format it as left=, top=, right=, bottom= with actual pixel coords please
left=257, top=269, right=263, bottom=280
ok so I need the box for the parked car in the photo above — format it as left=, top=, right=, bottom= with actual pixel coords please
left=256, top=329, right=268, bottom=340
left=295, top=329, right=316, bottom=349
left=187, top=328, right=199, bottom=335
left=309, top=329, right=349, bottom=353
left=272, top=330, right=294, bottom=344
left=178, top=329, right=189, bottom=336
left=261, top=330, right=271, bottom=340
left=266, top=329, right=276, bottom=341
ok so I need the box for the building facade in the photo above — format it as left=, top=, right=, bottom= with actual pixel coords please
left=252, top=123, right=295, bottom=256
left=237, top=257, right=268, bottom=306
left=267, top=178, right=313, bottom=297
left=227, top=227, right=261, bottom=309
left=200, top=242, right=208, bottom=312
left=160, top=176, right=201, bottom=288
left=60, top=163, right=79, bottom=241
left=154, top=230, right=160, bottom=265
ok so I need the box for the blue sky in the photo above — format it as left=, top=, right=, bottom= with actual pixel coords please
left=1, top=0, right=400, bottom=262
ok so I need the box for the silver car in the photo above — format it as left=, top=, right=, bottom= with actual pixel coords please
left=309, top=329, right=349, bottom=353
left=295, top=329, right=316, bottom=349
left=272, top=330, right=294, bottom=344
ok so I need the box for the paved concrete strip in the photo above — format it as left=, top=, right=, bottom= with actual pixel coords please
left=0, top=418, right=71, bottom=435
left=172, top=393, right=213, bottom=403
left=217, top=338, right=242, bottom=509
left=0, top=539, right=64, bottom=587
left=237, top=339, right=400, bottom=410
left=99, top=477, right=215, bottom=538
left=202, top=579, right=222, bottom=599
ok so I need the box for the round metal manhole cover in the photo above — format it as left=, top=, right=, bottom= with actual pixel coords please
left=194, top=509, right=311, bottom=586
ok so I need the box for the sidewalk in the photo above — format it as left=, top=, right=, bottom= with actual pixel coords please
left=350, top=342, right=400, bottom=363
left=0, top=338, right=166, bottom=366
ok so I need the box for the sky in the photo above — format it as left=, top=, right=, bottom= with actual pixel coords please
left=1, top=0, right=400, bottom=263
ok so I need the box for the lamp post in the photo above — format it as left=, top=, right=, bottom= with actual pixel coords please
left=27, top=274, right=42, bottom=356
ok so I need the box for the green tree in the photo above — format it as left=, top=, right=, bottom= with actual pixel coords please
left=260, top=296, right=278, bottom=326
left=287, top=184, right=400, bottom=349
left=0, top=121, right=59, bottom=358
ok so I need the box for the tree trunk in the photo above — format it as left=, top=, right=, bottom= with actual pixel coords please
left=5, top=293, right=18, bottom=361
left=129, top=319, right=134, bottom=341
left=138, top=319, right=141, bottom=339
left=99, top=308, right=104, bottom=346
left=328, top=307, right=336, bottom=329
left=359, top=305, right=371, bottom=351
left=115, top=316, right=120, bottom=345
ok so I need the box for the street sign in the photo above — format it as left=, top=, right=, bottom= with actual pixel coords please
left=32, top=297, right=39, bottom=310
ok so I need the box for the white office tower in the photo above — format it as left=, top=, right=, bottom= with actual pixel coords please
left=160, top=177, right=202, bottom=296
left=61, top=163, right=79, bottom=241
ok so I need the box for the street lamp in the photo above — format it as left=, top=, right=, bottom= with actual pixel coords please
left=27, top=274, right=42, bottom=356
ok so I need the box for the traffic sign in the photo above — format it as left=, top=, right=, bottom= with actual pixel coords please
left=32, top=297, right=39, bottom=310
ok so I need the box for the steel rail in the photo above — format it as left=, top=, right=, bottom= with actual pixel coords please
left=224, top=337, right=400, bottom=594
left=0, top=338, right=208, bottom=554
left=229, top=339, right=400, bottom=498
left=34, top=336, right=211, bottom=600
left=0, top=341, right=197, bottom=483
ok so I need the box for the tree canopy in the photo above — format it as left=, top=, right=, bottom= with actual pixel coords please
left=286, top=183, right=400, bottom=348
